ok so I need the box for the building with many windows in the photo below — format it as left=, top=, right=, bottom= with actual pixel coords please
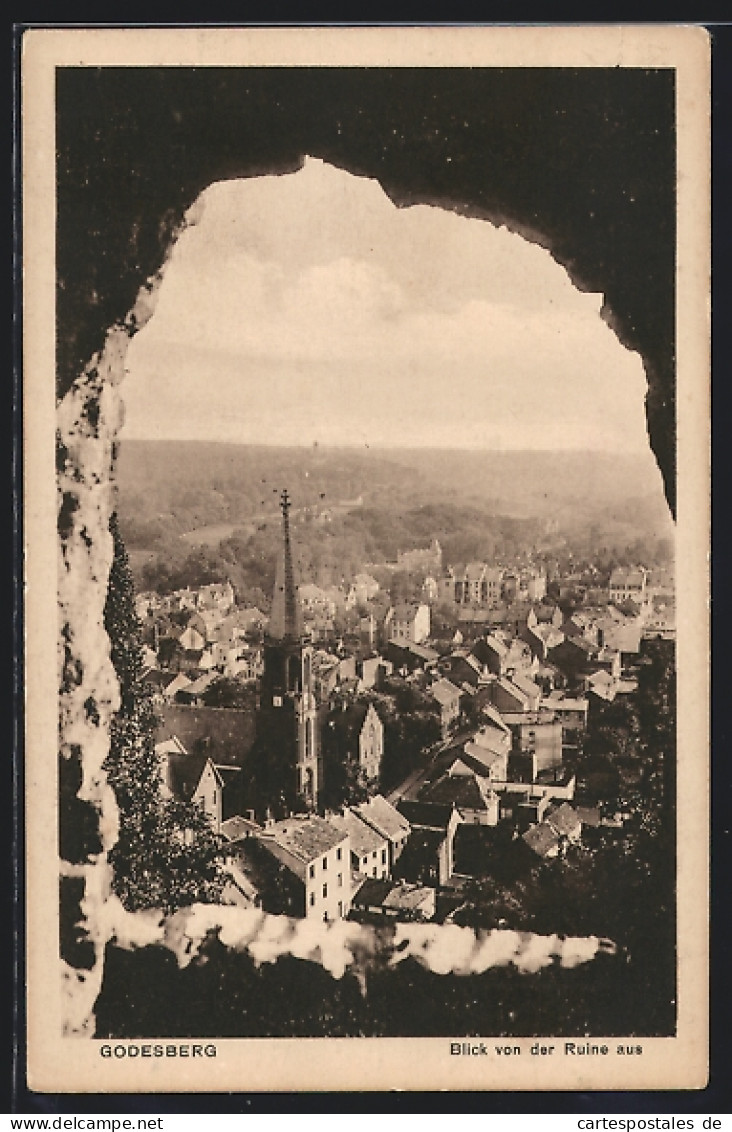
left=254, top=814, right=351, bottom=921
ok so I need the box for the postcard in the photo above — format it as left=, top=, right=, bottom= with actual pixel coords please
left=22, top=24, right=710, bottom=1094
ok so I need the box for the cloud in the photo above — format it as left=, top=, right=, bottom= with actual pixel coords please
left=123, top=157, right=650, bottom=454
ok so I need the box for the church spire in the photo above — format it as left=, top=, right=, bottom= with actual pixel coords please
left=268, top=489, right=303, bottom=641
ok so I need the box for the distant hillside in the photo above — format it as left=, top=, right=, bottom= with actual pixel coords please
left=115, top=439, right=672, bottom=548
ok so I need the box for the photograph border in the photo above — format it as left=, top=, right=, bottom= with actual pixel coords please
left=20, top=23, right=711, bottom=1097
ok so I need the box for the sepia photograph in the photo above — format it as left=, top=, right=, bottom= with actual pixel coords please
left=22, top=25, right=710, bottom=1094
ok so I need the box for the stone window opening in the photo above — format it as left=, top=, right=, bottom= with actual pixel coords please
left=53, top=72, right=675, bottom=1037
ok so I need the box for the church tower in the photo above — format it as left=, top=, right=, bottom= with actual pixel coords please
left=257, top=490, right=320, bottom=811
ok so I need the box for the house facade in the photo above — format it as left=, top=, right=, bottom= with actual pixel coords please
left=385, top=602, right=431, bottom=644
left=256, top=815, right=352, bottom=921
left=609, top=566, right=649, bottom=606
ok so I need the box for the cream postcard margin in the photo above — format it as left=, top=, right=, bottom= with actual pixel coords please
left=22, top=25, right=711, bottom=1094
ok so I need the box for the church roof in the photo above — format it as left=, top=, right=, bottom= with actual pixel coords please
left=258, top=814, right=347, bottom=864
left=268, top=490, right=303, bottom=642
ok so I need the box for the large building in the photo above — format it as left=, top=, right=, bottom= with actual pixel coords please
left=256, top=491, right=321, bottom=811
left=254, top=814, right=351, bottom=921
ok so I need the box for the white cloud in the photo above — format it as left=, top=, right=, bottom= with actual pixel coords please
left=124, top=157, right=650, bottom=454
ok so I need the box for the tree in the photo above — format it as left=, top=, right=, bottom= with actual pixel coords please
left=201, top=676, right=256, bottom=711
left=103, top=513, right=225, bottom=914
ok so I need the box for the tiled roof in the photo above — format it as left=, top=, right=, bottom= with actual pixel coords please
left=330, top=811, right=386, bottom=857
left=430, top=677, right=462, bottom=706
left=258, top=814, right=348, bottom=864
left=588, top=670, right=615, bottom=696
left=220, top=815, right=262, bottom=841
left=479, top=705, right=511, bottom=734
left=382, top=882, right=435, bottom=913
left=483, top=633, right=508, bottom=656
left=419, top=773, right=497, bottom=812
left=163, top=673, right=193, bottom=697
left=510, top=673, right=541, bottom=700
left=351, top=877, right=394, bottom=907
left=354, top=794, right=411, bottom=843
left=183, top=672, right=216, bottom=697
left=462, top=738, right=507, bottom=769
left=522, top=823, right=560, bottom=857
left=546, top=802, right=581, bottom=838
left=398, top=799, right=455, bottom=830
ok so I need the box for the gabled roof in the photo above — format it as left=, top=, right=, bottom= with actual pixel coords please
left=220, top=815, right=262, bottom=841
left=382, top=882, right=435, bottom=913
left=330, top=811, right=386, bottom=857
left=166, top=752, right=222, bottom=801
left=574, top=806, right=602, bottom=828
left=406, top=643, right=439, bottom=663
left=140, top=666, right=170, bottom=690
left=298, top=583, right=326, bottom=600
left=258, top=814, right=348, bottom=865
left=461, top=738, right=507, bottom=772
left=509, top=672, right=541, bottom=701
left=391, top=602, right=427, bottom=621
left=522, top=822, right=561, bottom=858
left=479, top=704, right=511, bottom=734
left=483, top=633, right=508, bottom=656
left=182, top=672, right=216, bottom=697
left=351, top=877, right=394, bottom=907
left=553, top=634, right=597, bottom=655
left=546, top=802, right=581, bottom=838
left=493, top=676, right=531, bottom=708
left=430, top=677, right=462, bottom=706
left=398, top=798, right=455, bottom=830
left=587, top=670, right=616, bottom=696
left=354, top=794, right=411, bottom=843
left=397, top=826, right=447, bottom=872
left=529, top=622, right=564, bottom=647
left=328, top=700, right=379, bottom=743
left=609, top=567, right=647, bottom=586
left=419, top=773, right=498, bottom=812
left=162, top=673, right=193, bottom=697
left=541, top=693, right=589, bottom=713
left=154, top=735, right=188, bottom=757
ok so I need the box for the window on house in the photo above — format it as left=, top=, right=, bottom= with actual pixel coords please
left=336, top=847, right=342, bottom=861
left=309, top=892, right=315, bottom=907
left=337, top=873, right=342, bottom=887
left=372, top=867, right=377, bottom=877
left=382, top=849, right=387, bottom=864
left=322, top=883, right=328, bottom=898
left=322, top=856, right=327, bottom=870
left=309, top=863, right=315, bottom=879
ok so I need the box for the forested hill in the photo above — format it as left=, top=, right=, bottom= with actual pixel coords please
left=116, top=439, right=670, bottom=541
left=115, top=440, right=673, bottom=598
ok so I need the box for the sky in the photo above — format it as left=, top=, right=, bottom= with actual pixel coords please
left=122, top=156, right=652, bottom=455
